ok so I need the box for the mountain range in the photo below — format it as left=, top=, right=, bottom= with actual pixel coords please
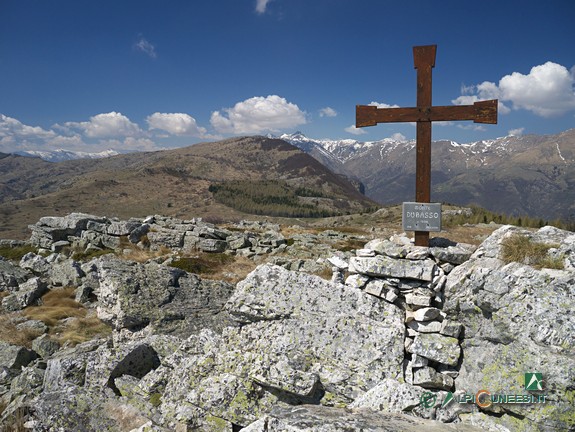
left=278, top=129, right=575, bottom=222
left=0, top=137, right=376, bottom=239
left=4, top=128, right=575, bottom=236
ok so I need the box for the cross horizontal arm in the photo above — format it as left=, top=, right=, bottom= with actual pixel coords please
left=356, top=99, right=498, bottom=127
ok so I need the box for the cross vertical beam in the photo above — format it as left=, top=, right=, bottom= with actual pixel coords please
left=355, top=45, right=497, bottom=247
left=414, top=45, right=436, bottom=246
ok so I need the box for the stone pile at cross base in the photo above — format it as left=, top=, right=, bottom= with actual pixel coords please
left=0, top=212, right=574, bottom=431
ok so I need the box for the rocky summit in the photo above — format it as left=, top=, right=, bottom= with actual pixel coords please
left=0, top=213, right=574, bottom=431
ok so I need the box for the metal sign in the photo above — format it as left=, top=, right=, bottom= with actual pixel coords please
left=402, top=202, right=442, bottom=232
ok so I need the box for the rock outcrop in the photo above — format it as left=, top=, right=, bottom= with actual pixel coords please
left=1, top=215, right=574, bottom=431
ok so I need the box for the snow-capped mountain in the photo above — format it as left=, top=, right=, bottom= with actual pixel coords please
left=276, top=129, right=575, bottom=220
left=14, top=148, right=121, bottom=162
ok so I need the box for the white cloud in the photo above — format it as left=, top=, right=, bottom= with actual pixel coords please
left=255, top=0, right=271, bottom=14
left=0, top=114, right=56, bottom=139
left=368, top=101, right=400, bottom=109
left=65, top=112, right=142, bottom=138
left=345, top=125, right=367, bottom=135
left=390, top=132, right=406, bottom=141
left=134, top=37, right=157, bottom=59
left=147, top=112, right=207, bottom=137
left=319, top=107, right=337, bottom=117
left=100, top=137, right=160, bottom=152
left=453, top=62, right=575, bottom=117
left=508, top=127, right=525, bottom=136
left=457, top=124, right=487, bottom=132
left=210, top=95, right=306, bottom=134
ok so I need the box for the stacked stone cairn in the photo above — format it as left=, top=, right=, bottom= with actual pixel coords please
left=328, top=234, right=475, bottom=393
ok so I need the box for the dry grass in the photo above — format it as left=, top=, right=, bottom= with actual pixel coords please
left=0, top=398, right=27, bottom=432
left=121, top=245, right=172, bottom=263
left=500, top=234, right=564, bottom=269
left=24, top=287, right=86, bottom=327
left=0, top=313, right=44, bottom=348
left=22, top=287, right=111, bottom=346
left=55, top=313, right=112, bottom=346
left=207, top=255, right=257, bottom=284
left=314, top=266, right=335, bottom=281
left=169, top=253, right=257, bottom=284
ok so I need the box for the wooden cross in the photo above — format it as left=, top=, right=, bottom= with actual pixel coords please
left=356, top=45, right=498, bottom=246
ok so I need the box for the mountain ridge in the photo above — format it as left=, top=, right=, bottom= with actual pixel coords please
left=279, top=129, right=575, bottom=221
left=0, top=136, right=377, bottom=239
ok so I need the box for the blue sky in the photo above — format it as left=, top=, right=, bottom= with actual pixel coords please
left=1, top=0, right=574, bottom=154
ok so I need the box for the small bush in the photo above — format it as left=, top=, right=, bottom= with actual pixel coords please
left=335, top=238, right=366, bottom=252
left=170, top=253, right=234, bottom=275
left=500, top=235, right=564, bottom=269
left=72, top=248, right=114, bottom=262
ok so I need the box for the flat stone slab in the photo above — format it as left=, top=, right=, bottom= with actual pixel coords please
left=410, top=333, right=461, bottom=366
left=349, top=256, right=436, bottom=281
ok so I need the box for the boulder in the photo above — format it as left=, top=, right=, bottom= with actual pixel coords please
left=2, top=277, right=48, bottom=311
left=146, top=229, right=184, bottom=249
left=19, top=252, right=51, bottom=275
left=430, top=243, right=476, bottom=265
left=0, top=342, right=37, bottom=370
left=31, top=334, right=60, bottom=359
left=95, top=256, right=235, bottom=336
left=49, top=258, right=85, bottom=286
left=349, top=378, right=424, bottom=413
left=198, top=238, right=227, bottom=253
left=29, top=213, right=108, bottom=248
left=443, top=225, right=575, bottom=431
left=148, top=265, right=405, bottom=429
left=107, top=220, right=141, bottom=236
left=0, top=257, right=30, bottom=291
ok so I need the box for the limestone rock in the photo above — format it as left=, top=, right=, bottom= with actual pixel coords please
left=0, top=257, right=30, bottom=291
left=95, top=255, right=235, bottom=336
left=107, top=220, right=141, bottom=236
left=409, top=333, right=461, bottom=366
left=430, top=243, right=475, bottom=265
left=349, top=378, right=424, bottom=413
left=412, top=307, right=441, bottom=322
left=0, top=342, right=37, bottom=370
left=147, top=229, right=184, bottom=249
left=198, top=238, right=227, bottom=253
left=152, top=265, right=405, bottom=428
left=327, top=256, right=348, bottom=270
left=49, top=258, right=85, bottom=286
left=444, top=225, right=575, bottom=430
left=345, top=274, right=370, bottom=289
left=349, top=256, right=436, bottom=281
left=242, top=404, right=483, bottom=432
left=407, top=320, right=442, bottom=334
left=2, top=277, right=47, bottom=311
left=29, top=213, right=108, bottom=248
left=19, top=252, right=51, bottom=275
left=413, top=366, right=454, bottom=390
left=31, top=334, right=60, bottom=359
